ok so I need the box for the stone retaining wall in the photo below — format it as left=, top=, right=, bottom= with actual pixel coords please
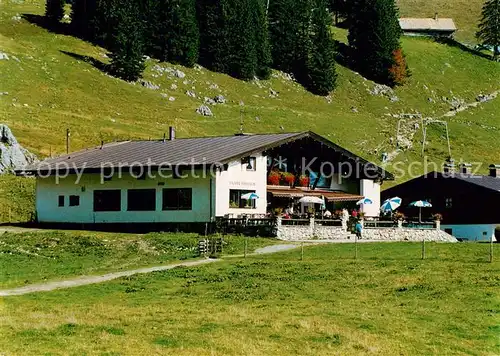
left=276, top=218, right=457, bottom=242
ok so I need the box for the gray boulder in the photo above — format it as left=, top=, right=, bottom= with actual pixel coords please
left=204, top=97, right=216, bottom=105
left=196, top=105, right=213, bottom=116
left=0, top=124, right=38, bottom=174
left=139, top=80, right=160, bottom=90
left=214, top=95, right=226, bottom=104
left=0, top=52, right=9, bottom=60
left=174, top=69, right=186, bottom=78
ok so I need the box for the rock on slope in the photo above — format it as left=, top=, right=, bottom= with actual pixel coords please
left=0, top=125, right=38, bottom=174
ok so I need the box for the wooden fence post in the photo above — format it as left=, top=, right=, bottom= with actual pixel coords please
left=355, top=233, right=358, bottom=259
left=490, top=235, right=494, bottom=263
left=301, top=241, right=304, bottom=261
left=244, top=236, right=248, bottom=259
left=421, top=238, right=426, bottom=260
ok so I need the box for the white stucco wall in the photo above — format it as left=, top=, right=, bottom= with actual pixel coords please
left=360, top=179, right=381, bottom=217
left=441, top=224, right=497, bottom=242
left=215, top=154, right=267, bottom=216
left=36, top=171, right=213, bottom=223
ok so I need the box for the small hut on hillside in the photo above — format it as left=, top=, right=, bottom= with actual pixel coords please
left=399, top=14, right=457, bottom=38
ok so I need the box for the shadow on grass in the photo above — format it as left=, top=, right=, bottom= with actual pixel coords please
left=435, top=37, right=494, bottom=61
left=21, top=14, right=74, bottom=37
left=60, top=50, right=109, bottom=73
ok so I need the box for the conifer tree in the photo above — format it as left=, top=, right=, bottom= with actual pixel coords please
left=254, top=0, right=272, bottom=79
left=227, top=0, right=257, bottom=79
left=108, top=0, right=146, bottom=81
left=306, top=0, right=337, bottom=95
left=268, top=0, right=299, bottom=74
left=45, top=0, right=65, bottom=24
left=477, top=0, right=500, bottom=61
left=348, top=0, right=407, bottom=86
left=70, top=0, right=98, bottom=39
left=268, top=0, right=311, bottom=80
left=154, top=0, right=199, bottom=67
left=197, top=0, right=231, bottom=73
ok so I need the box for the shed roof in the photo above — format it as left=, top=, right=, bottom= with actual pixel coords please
left=399, top=18, right=457, bottom=32
left=18, top=131, right=393, bottom=180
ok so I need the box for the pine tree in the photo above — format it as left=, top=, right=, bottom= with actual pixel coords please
left=70, top=0, right=98, bottom=39
left=226, top=0, right=257, bottom=79
left=348, top=0, right=407, bottom=86
left=268, top=0, right=311, bottom=80
left=108, top=0, right=146, bottom=81
left=477, top=0, right=500, bottom=61
left=45, top=0, right=65, bottom=24
left=154, top=0, right=199, bottom=67
left=268, top=0, right=299, bottom=74
left=306, top=0, right=337, bottom=95
left=253, top=0, right=272, bottom=79
left=197, top=0, right=231, bottom=73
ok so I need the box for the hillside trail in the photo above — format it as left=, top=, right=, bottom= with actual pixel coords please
left=0, top=244, right=298, bottom=297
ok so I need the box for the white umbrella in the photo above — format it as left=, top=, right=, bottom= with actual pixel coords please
left=380, top=197, right=402, bottom=212
left=356, top=198, right=373, bottom=205
left=298, top=196, right=325, bottom=204
left=241, top=192, right=259, bottom=200
left=409, top=200, right=432, bottom=222
left=323, top=210, right=332, bottom=217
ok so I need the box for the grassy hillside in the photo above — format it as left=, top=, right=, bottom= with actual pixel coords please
left=0, top=0, right=499, bottom=220
left=1, top=243, right=498, bottom=354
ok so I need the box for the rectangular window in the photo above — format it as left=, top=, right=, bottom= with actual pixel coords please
left=58, top=195, right=65, bottom=207
left=229, top=189, right=256, bottom=209
left=241, top=157, right=256, bottom=171
left=162, top=188, right=192, bottom=210
left=93, top=190, right=121, bottom=212
left=445, top=197, right=453, bottom=208
left=127, top=189, right=156, bottom=211
left=69, top=195, right=80, bottom=207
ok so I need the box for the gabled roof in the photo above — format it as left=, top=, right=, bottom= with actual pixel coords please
left=18, top=131, right=393, bottom=180
left=384, top=171, right=500, bottom=195
left=399, top=18, right=457, bottom=32
left=454, top=174, right=500, bottom=192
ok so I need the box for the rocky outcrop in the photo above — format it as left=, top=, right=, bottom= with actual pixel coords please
left=0, top=125, right=38, bottom=174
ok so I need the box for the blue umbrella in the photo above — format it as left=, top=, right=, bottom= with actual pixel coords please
left=241, top=192, right=259, bottom=200
left=356, top=198, right=373, bottom=205
left=409, top=200, right=432, bottom=222
left=380, top=197, right=402, bottom=212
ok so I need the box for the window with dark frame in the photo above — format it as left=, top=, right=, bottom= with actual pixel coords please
left=162, top=188, right=192, bottom=210
left=58, top=195, right=64, bottom=207
left=229, top=189, right=256, bottom=209
left=69, top=195, right=80, bottom=207
left=241, top=156, right=256, bottom=171
left=445, top=197, right=453, bottom=208
left=127, top=189, right=156, bottom=211
left=93, top=190, right=121, bottom=212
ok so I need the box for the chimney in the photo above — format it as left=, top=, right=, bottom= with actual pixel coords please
left=459, top=163, right=472, bottom=175
left=434, top=12, right=438, bottom=21
left=489, top=164, right=500, bottom=178
left=168, top=126, right=176, bottom=141
left=443, top=158, right=455, bottom=174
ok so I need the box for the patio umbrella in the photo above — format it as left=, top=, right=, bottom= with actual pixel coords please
left=298, top=196, right=325, bottom=204
left=409, top=200, right=432, bottom=223
left=356, top=198, right=373, bottom=205
left=380, top=197, right=402, bottom=212
left=241, top=192, right=259, bottom=200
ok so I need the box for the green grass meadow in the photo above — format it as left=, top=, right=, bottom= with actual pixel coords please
left=0, top=242, right=498, bottom=355
left=0, top=231, right=276, bottom=288
left=1, top=0, right=500, bottom=221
